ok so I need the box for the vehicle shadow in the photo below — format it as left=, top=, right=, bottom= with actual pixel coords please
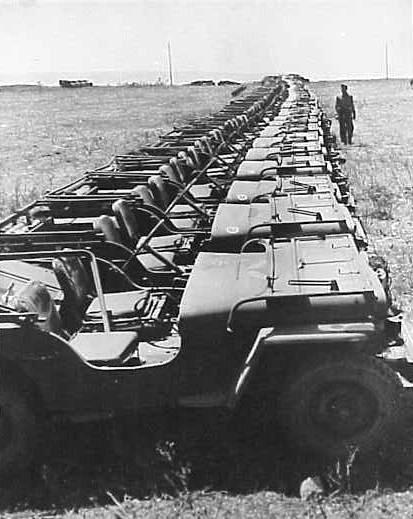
left=1, top=396, right=413, bottom=512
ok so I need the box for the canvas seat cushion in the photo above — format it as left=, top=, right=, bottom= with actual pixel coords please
left=189, top=184, right=215, bottom=199
left=86, top=290, right=150, bottom=318
left=69, top=331, right=138, bottom=363
left=167, top=204, right=197, bottom=214
left=146, top=234, right=185, bottom=250
left=138, top=251, right=177, bottom=272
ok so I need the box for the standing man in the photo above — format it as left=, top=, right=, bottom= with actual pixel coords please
left=335, top=84, right=356, bottom=145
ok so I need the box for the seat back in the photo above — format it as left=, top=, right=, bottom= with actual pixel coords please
left=175, top=154, right=195, bottom=184
left=169, top=157, right=188, bottom=184
left=159, top=163, right=181, bottom=184
left=209, top=129, right=225, bottom=145
left=148, top=175, right=171, bottom=210
left=112, top=199, right=142, bottom=244
left=236, top=114, right=248, bottom=130
left=94, top=215, right=123, bottom=244
left=185, top=146, right=202, bottom=170
left=116, top=192, right=168, bottom=237
left=199, top=136, right=215, bottom=156
left=132, top=185, right=158, bottom=208
left=52, top=256, right=93, bottom=333
left=193, top=144, right=211, bottom=169
left=29, top=205, right=53, bottom=222
left=52, top=256, right=92, bottom=309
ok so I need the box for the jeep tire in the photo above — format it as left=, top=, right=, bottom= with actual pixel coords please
left=278, top=353, right=401, bottom=458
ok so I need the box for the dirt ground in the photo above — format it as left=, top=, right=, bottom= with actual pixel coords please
left=2, top=80, right=413, bottom=517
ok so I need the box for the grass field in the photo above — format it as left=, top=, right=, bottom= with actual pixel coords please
left=2, top=80, right=413, bottom=517
left=0, top=85, right=233, bottom=217
left=312, top=79, right=413, bottom=313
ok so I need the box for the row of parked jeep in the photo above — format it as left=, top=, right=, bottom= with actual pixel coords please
left=0, top=74, right=410, bottom=476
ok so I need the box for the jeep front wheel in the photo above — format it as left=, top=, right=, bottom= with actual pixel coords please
left=278, top=353, right=401, bottom=458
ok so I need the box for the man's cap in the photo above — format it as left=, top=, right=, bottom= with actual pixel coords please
left=341, top=84, right=348, bottom=89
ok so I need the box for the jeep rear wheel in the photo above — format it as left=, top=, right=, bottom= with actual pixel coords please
left=278, top=353, right=401, bottom=458
left=0, top=383, right=37, bottom=477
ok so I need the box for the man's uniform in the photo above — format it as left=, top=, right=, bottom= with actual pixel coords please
left=335, top=91, right=356, bottom=145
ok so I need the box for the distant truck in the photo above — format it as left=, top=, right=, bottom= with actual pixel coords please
left=59, top=80, right=93, bottom=88
left=218, top=80, right=241, bottom=86
left=189, top=80, right=216, bottom=86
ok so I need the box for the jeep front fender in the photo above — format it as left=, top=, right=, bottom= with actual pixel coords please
left=227, top=322, right=379, bottom=408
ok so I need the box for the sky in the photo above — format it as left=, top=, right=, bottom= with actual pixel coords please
left=0, top=0, right=411, bottom=84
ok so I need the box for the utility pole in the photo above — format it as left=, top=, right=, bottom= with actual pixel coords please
left=385, top=41, right=389, bottom=80
left=167, top=41, right=174, bottom=86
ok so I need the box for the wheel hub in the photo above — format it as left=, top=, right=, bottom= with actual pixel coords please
left=311, top=382, right=378, bottom=439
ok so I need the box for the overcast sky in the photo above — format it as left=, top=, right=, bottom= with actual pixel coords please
left=0, top=0, right=411, bottom=84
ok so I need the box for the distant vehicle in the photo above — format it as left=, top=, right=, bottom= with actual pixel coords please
left=231, top=84, right=247, bottom=97
left=189, top=80, right=216, bottom=86
left=263, top=75, right=309, bottom=87
left=59, top=80, right=93, bottom=88
left=217, top=80, right=241, bottom=86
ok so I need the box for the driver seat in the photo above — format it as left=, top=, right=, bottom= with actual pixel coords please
left=52, top=256, right=152, bottom=333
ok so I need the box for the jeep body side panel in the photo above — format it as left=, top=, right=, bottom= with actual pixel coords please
left=0, top=326, right=179, bottom=417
